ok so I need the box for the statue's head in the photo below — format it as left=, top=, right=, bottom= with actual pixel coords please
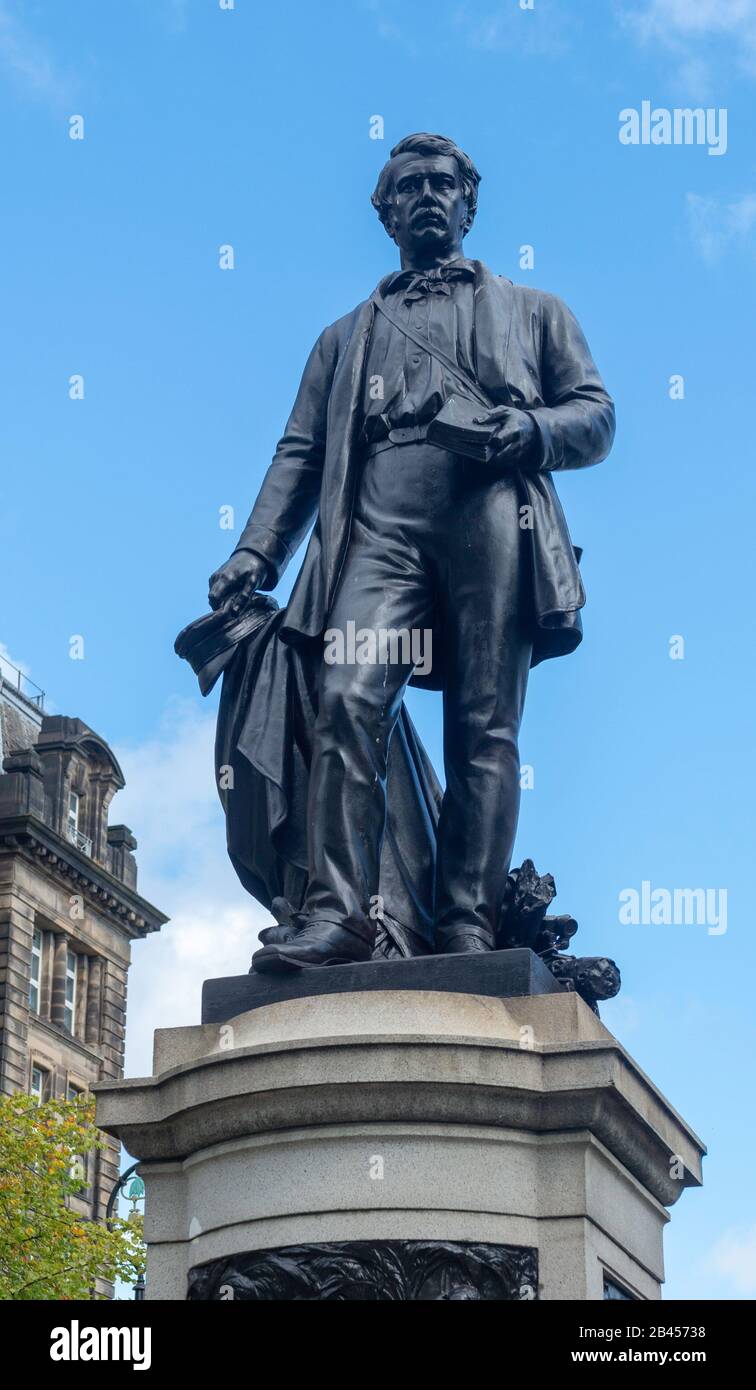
left=371, top=133, right=481, bottom=259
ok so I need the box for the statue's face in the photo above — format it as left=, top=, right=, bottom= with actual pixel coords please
left=386, top=153, right=469, bottom=255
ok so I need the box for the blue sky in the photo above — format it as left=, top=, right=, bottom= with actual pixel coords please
left=1, top=0, right=755, bottom=1299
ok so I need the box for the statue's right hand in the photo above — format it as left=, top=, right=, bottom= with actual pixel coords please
left=208, top=551, right=268, bottom=615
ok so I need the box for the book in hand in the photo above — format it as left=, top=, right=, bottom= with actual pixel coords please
left=426, top=393, right=501, bottom=462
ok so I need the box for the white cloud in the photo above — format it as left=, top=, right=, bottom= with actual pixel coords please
left=166, top=0, right=188, bottom=32
left=0, top=641, right=30, bottom=685
left=628, top=0, right=756, bottom=42
left=111, top=698, right=271, bottom=1079
left=601, top=994, right=642, bottom=1036
left=686, top=190, right=756, bottom=261
left=123, top=900, right=264, bottom=1079
left=360, top=0, right=421, bottom=54
left=710, top=1223, right=756, bottom=1295
left=621, top=0, right=756, bottom=88
left=112, top=697, right=223, bottom=886
left=0, top=1, right=69, bottom=101
left=451, top=0, right=572, bottom=55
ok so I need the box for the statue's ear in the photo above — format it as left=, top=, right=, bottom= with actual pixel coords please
left=384, top=210, right=399, bottom=243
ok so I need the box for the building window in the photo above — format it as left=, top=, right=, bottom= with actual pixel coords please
left=603, top=1275, right=637, bottom=1301
left=66, top=790, right=92, bottom=855
left=64, top=948, right=77, bottom=1033
left=30, top=1064, right=50, bottom=1103
left=29, top=927, right=42, bottom=1013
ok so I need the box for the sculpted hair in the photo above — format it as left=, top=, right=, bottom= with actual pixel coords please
left=371, top=133, right=482, bottom=239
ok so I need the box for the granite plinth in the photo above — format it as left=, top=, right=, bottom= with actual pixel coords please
left=96, top=969, right=706, bottom=1302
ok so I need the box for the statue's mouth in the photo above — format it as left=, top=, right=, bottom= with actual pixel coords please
left=413, top=207, right=445, bottom=222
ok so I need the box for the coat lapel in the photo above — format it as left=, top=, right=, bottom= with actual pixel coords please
left=321, top=298, right=375, bottom=608
left=470, top=261, right=514, bottom=405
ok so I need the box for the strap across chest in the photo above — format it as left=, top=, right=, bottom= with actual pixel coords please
left=369, top=292, right=495, bottom=412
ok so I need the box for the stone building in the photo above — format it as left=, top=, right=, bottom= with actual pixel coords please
left=0, top=657, right=167, bottom=1228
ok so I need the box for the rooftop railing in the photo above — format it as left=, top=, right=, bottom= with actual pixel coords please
left=66, top=824, right=93, bottom=857
left=0, top=656, right=45, bottom=710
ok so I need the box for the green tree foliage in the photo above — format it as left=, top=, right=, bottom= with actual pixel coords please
left=0, top=1091, right=144, bottom=1300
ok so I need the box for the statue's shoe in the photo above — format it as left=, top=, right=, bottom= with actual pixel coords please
left=441, top=930, right=494, bottom=955
left=251, top=921, right=372, bottom=973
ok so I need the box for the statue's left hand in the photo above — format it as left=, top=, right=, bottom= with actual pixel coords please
left=472, top=405, right=540, bottom=470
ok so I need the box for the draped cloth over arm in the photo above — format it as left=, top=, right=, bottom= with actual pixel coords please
left=212, top=606, right=442, bottom=958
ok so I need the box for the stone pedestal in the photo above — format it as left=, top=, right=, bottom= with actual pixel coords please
left=95, top=952, right=705, bottom=1301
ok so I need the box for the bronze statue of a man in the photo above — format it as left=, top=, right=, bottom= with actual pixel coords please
left=207, top=133, right=615, bottom=972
